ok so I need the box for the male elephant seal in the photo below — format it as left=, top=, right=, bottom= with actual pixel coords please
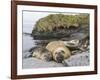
left=30, top=47, right=53, bottom=61
left=46, top=41, right=71, bottom=63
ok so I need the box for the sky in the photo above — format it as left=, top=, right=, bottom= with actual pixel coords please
left=23, top=11, right=58, bottom=33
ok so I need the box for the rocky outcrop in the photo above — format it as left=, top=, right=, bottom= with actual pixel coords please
left=32, top=14, right=89, bottom=40
left=33, top=14, right=89, bottom=32
left=63, top=51, right=89, bottom=66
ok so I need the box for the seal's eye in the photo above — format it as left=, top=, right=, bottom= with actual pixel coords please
left=60, top=50, right=65, bottom=54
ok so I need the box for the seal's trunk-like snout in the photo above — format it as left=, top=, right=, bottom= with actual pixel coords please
left=56, top=54, right=64, bottom=63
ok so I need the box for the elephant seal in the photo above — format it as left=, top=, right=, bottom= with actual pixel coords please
left=46, top=41, right=71, bottom=63
left=31, top=47, right=53, bottom=61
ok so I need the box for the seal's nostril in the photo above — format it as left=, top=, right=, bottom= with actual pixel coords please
left=56, top=56, right=64, bottom=63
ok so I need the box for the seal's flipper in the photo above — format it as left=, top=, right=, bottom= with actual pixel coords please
left=24, top=53, right=32, bottom=59
left=62, top=60, right=69, bottom=66
left=28, top=47, right=35, bottom=52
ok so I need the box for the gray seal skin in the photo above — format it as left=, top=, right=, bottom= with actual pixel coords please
left=32, top=47, right=53, bottom=61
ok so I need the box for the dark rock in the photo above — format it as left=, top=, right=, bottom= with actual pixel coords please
left=64, top=52, right=89, bottom=66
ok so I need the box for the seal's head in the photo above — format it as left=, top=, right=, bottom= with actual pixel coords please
left=54, top=50, right=65, bottom=63
left=40, top=49, right=52, bottom=61
left=53, top=47, right=71, bottom=63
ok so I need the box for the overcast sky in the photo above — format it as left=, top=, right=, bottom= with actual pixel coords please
left=23, top=11, right=58, bottom=33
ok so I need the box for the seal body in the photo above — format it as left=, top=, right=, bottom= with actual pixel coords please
left=32, top=47, right=52, bottom=61
left=46, top=41, right=71, bottom=63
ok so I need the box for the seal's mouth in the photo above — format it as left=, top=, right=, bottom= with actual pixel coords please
left=54, top=50, right=65, bottom=63
left=56, top=55, right=64, bottom=63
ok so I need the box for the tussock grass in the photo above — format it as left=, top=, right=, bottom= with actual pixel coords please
left=33, top=14, right=89, bottom=32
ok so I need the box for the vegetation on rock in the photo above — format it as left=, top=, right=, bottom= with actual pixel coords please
left=32, top=14, right=89, bottom=32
